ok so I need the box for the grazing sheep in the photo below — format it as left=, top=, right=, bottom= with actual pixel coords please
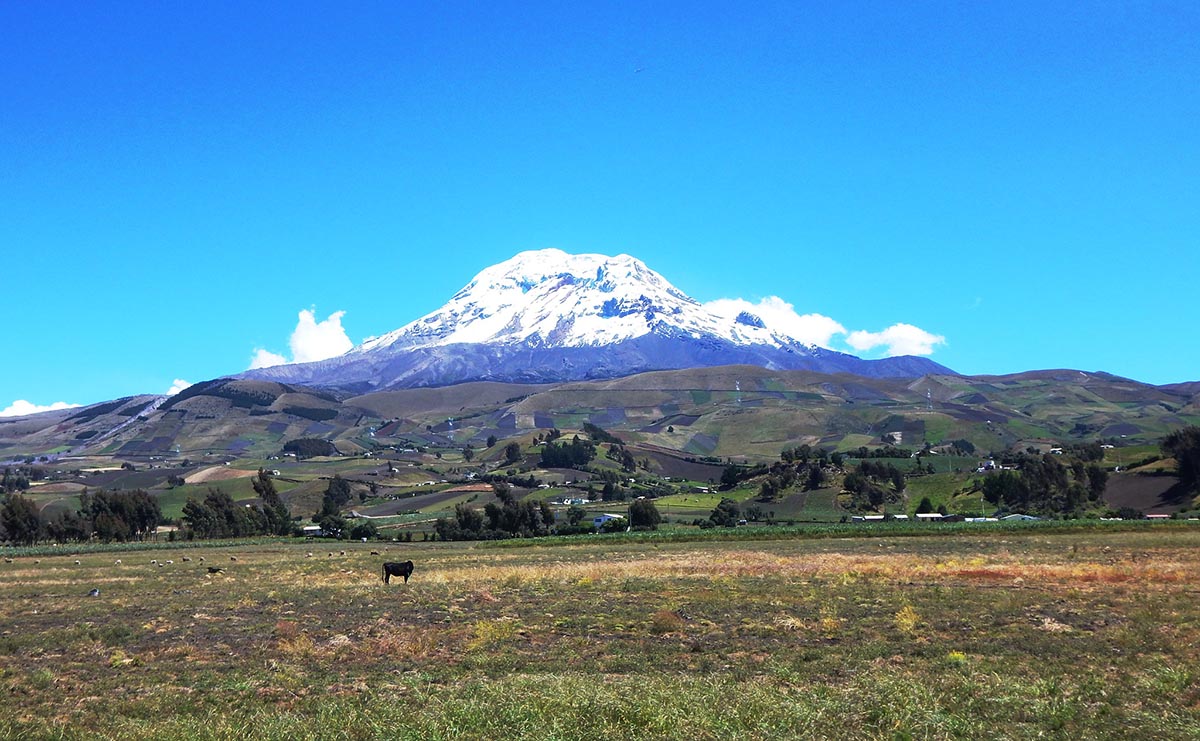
left=181, top=556, right=191, bottom=562
left=198, top=556, right=205, bottom=562
left=230, top=556, right=238, bottom=562
left=207, top=566, right=224, bottom=574
left=114, top=559, right=122, bottom=565
left=87, top=588, right=100, bottom=597
left=165, top=560, right=174, bottom=565
left=74, top=560, right=81, bottom=565
left=3, top=558, right=12, bottom=564
left=151, top=559, right=158, bottom=565
left=340, top=551, right=346, bottom=556
left=370, top=551, right=381, bottom=556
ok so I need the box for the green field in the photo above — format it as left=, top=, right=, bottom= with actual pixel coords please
left=2, top=524, right=1198, bottom=739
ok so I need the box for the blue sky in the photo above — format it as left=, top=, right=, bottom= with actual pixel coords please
left=2, top=1, right=1197, bottom=414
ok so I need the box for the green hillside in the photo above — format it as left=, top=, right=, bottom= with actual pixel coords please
left=2, top=366, right=1197, bottom=530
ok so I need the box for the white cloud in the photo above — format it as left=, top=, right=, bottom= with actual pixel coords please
left=704, top=297, right=847, bottom=348
left=0, top=400, right=82, bottom=418
left=249, top=348, right=288, bottom=369
left=247, top=308, right=353, bottom=370
left=166, top=379, right=193, bottom=396
left=705, top=296, right=946, bottom=358
left=290, top=309, right=353, bottom=363
left=846, top=323, right=946, bottom=357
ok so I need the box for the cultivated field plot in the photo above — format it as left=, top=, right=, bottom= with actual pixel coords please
left=1, top=528, right=1199, bottom=740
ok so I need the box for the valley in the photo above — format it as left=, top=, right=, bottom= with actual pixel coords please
left=3, top=365, right=1197, bottom=541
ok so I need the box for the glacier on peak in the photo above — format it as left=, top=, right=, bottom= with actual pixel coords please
left=355, top=249, right=804, bottom=354
left=241, top=249, right=953, bottom=390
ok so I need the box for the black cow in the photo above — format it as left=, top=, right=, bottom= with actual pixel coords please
left=382, top=560, right=415, bottom=584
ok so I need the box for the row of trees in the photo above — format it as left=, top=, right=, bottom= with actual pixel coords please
left=2, top=466, right=38, bottom=494
left=182, top=469, right=294, bottom=539
left=435, top=483, right=555, bottom=540
left=756, top=457, right=836, bottom=501
left=780, top=445, right=846, bottom=468
left=1, top=488, right=162, bottom=545
left=981, top=453, right=1107, bottom=515
left=434, top=482, right=666, bottom=541
left=539, top=436, right=597, bottom=468
left=834, top=458, right=910, bottom=511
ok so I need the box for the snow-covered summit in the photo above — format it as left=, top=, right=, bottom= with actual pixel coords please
left=356, top=248, right=800, bottom=353
left=241, top=248, right=953, bottom=391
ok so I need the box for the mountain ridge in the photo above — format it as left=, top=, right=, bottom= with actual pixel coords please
left=242, top=249, right=953, bottom=391
left=4, top=365, right=1195, bottom=465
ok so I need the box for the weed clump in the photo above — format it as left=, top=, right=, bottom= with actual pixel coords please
left=648, top=610, right=687, bottom=635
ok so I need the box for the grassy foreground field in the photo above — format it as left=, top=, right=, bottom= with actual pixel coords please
left=2, top=527, right=1199, bottom=740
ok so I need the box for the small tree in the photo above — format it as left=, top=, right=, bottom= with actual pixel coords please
left=1162, top=426, right=1200, bottom=491
left=325, top=475, right=353, bottom=507
left=253, top=469, right=292, bottom=536
left=629, top=499, right=662, bottom=530
left=0, top=493, right=41, bottom=545
left=566, top=504, right=586, bottom=525
left=708, top=497, right=741, bottom=527
left=504, top=442, right=522, bottom=464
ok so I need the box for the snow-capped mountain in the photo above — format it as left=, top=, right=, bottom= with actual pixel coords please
left=242, top=249, right=953, bottom=391
left=358, top=249, right=817, bottom=352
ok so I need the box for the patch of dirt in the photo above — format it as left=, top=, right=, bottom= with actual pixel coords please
left=1104, top=473, right=1189, bottom=514
left=28, top=482, right=88, bottom=494
left=185, top=466, right=259, bottom=484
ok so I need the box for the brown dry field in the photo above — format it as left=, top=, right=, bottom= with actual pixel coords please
left=184, top=465, right=261, bottom=484
left=1, top=525, right=1198, bottom=739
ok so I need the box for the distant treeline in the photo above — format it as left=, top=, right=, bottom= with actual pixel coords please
left=434, top=483, right=555, bottom=541
left=283, top=438, right=339, bottom=458
left=0, top=488, right=161, bottom=546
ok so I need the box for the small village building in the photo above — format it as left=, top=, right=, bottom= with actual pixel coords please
left=592, top=513, right=625, bottom=530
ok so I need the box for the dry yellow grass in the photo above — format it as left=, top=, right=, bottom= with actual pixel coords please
left=1, top=529, right=1199, bottom=739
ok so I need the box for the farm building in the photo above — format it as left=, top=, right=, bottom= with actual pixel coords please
left=592, top=513, right=625, bottom=530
